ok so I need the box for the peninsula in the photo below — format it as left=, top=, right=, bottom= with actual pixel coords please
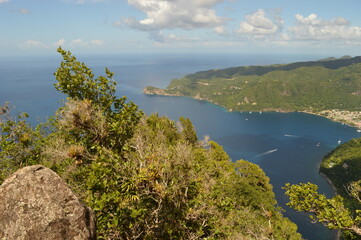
left=144, top=56, right=361, bottom=128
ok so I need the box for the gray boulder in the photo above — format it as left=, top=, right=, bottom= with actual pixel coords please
left=0, top=165, right=96, bottom=240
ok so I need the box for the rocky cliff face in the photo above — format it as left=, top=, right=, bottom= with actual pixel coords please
left=0, top=165, right=96, bottom=240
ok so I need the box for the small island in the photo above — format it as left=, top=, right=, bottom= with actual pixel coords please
left=145, top=56, right=361, bottom=128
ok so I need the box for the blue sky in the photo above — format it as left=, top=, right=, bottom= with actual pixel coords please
left=2, top=0, right=361, bottom=56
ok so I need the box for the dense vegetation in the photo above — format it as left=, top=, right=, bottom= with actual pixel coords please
left=321, top=138, right=361, bottom=211
left=145, top=56, right=361, bottom=113
left=0, top=48, right=302, bottom=239
left=284, top=138, right=361, bottom=239
left=177, top=56, right=361, bottom=80
left=180, top=55, right=359, bottom=80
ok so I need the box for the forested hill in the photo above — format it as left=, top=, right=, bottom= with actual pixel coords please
left=321, top=137, right=361, bottom=211
left=319, top=137, right=361, bottom=239
left=185, top=55, right=361, bottom=80
left=144, top=56, right=361, bottom=126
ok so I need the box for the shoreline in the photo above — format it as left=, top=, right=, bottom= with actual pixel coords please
left=144, top=89, right=361, bottom=130
left=303, top=110, right=361, bottom=130
left=319, top=172, right=341, bottom=240
left=319, top=172, right=338, bottom=194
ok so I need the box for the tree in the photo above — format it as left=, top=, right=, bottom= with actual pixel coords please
left=284, top=182, right=361, bottom=237
left=0, top=103, right=42, bottom=182
left=178, top=116, right=197, bottom=145
left=54, top=47, right=143, bottom=151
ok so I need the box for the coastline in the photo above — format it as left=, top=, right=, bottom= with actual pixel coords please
left=319, top=172, right=338, bottom=194
left=319, top=170, right=343, bottom=240
left=303, top=110, right=361, bottom=130
left=144, top=88, right=361, bottom=130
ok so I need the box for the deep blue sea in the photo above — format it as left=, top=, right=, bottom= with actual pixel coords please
left=1, top=53, right=360, bottom=239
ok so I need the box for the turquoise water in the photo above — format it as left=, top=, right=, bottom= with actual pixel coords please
left=1, top=53, right=360, bottom=239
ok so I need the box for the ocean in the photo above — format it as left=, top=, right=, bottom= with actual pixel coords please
left=1, top=53, right=360, bottom=239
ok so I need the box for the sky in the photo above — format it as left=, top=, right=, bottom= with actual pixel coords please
left=1, top=0, right=361, bottom=56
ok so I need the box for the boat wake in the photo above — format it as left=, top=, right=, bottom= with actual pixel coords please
left=254, top=149, right=278, bottom=158
left=284, top=134, right=299, bottom=138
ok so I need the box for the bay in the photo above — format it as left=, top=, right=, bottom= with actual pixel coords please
left=1, top=53, right=360, bottom=239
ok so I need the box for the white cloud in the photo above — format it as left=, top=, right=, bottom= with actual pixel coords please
left=90, top=40, right=103, bottom=46
left=289, top=13, right=361, bottom=41
left=21, top=38, right=103, bottom=50
left=236, top=9, right=282, bottom=36
left=71, top=39, right=104, bottom=47
left=24, top=40, right=46, bottom=48
left=149, top=31, right=199, bottom=43
left=72, top=39, right=85, bottom=46
left=119, top=0, right=226, bottom=31
left=19, top=8, right=30, bottom=14
left=0, top=0, right=9, bottom=3
left=67, top=0, right=107, bottom=3
left=55, top=39, right=66, bottom=47
left=214, top=26, right=228, bottom=35
left=148, top=31, right=167, bottom=42
left=280, top=33, right=291, bottom=41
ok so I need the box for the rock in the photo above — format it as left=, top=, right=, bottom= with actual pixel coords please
left=0, top=165, right=96, bottom=240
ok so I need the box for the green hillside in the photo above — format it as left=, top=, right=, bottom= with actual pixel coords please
left=296, top=138, right=361, bottom=239
left=183, top=55, right=361, bottom=80
left=321, top=138, right=361, bottom=212
left=145, top=56, right=361, bottom=116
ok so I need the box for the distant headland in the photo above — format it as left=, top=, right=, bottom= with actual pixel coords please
left=144, top=56, right=361, bottom=128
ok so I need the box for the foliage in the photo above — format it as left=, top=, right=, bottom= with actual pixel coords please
left=54, top=47, right=143, bottom=150
left=70, top=112, right=302, bottom=239
left=183, top=55, right=361, bottom=80
left=79, top=114, right=301, bottom=239
left=285, top=136, right=361, bottom=239
left=348, top=180, right=361, bottom=203
left=0, top=103, right=42, bottom=182
left=320, top=138, right=361, bottom=211
left=284, top=183, right=361, bottom=238
left=54, top=48, right=115, bottom=110
left=0, top=49, right=303, bottom=239
left=179, top=116, right=198, bottom=145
